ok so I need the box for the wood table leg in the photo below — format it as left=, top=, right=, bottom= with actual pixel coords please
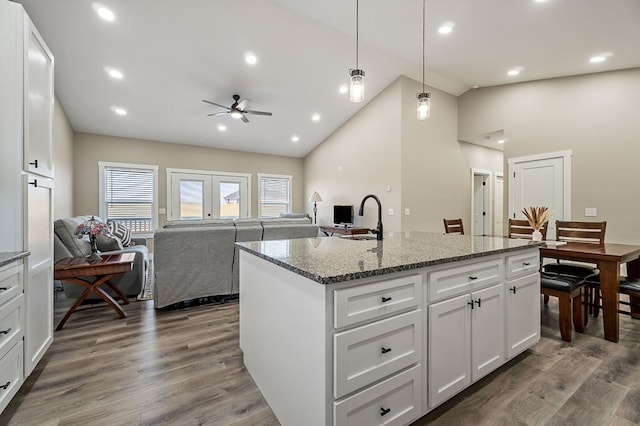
left=105, top=280, right=130, bottom=304
left=56, top=285, right=93, bottom=330
left=599, top=260, right=620, bottom=342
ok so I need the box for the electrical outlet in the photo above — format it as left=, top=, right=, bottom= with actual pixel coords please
left=337, top=165, right=343, bottom=172
left=405, top=208, right=410, bottom=215
left=388, top=208, right=394, bottom=216
left=158, top=207, right=166, bottom=215
left=585, top=207, right=597, bottom=217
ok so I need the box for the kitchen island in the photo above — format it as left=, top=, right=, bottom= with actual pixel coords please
left=237, top=232, right=541, bottom=426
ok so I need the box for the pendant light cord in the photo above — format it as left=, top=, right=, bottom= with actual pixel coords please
left=356, top=0, right=359, bottom=69
left=422, top=0, right=425, bottom=93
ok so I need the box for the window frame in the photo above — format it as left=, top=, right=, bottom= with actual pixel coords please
left=98, top=161, right=159, bottom=238
left=258, top=173, right=292, bottom=219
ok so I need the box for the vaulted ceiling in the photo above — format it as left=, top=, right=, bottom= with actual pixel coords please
left=18, top=0, right=640, bottom=157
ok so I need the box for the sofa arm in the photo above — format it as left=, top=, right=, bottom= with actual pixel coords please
left=131, top=237, right=147, bottom=246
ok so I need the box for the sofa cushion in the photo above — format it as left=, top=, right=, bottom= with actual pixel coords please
left=261, top=217, right=312, bottom=225
left=107, top=220, right=132, bottom=246
left=96, top=232, right=124, bottom=251
left=163, top=219, right=234, bottom=228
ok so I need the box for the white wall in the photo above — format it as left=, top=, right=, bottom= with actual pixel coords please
left=53, top=95, right=74, bottom=219
left=458, top=68, right=640, bottom=243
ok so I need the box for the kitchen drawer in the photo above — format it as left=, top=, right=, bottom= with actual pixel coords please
left=0, top=264, right=23, bottom=308
left=505, top=250, right=540, bottom=280
left=0, top=341, right=23, bottom=414
left=334, top=364, right=421, bottom=426
left=0, top=294, right=24, bottom=360
left=428, top=258, right=502, bottom=302
left=334, top=274, right=421, bottom=329
left=334, top=310, right=422, bottom=399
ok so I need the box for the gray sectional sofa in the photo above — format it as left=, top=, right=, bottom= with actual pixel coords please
left=153, top=216, right=319, bottom=308
left=53, top=215, right=150, bottom=300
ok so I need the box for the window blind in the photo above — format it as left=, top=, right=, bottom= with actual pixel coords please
left=259, top=176, right=290, bottom=218
left=104, top=167, right=154, bottom=232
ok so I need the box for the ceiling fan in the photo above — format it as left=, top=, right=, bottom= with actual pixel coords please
left=202, top=94, right=273, bottom=123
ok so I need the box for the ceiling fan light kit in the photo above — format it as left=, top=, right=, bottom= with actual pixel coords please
left=417, top=0, right=431, bottom=120
left=202, top=94, right=272, bottom=124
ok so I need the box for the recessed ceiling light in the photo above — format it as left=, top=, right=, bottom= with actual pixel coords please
left=245, top=52, right=257, bottom=65
left=339, top=85, right=348, bottom=94
left=472, top=85, right=480, bottom=89
left=105, top=67, right=123, bottom=79
left=217, top=124, right=227, bottom=132
left=291, top=135, right=300, bottom=142
left=497, top=139, right=505, bottom=144
left=311, top=114, right=321, bottom=122
left=438, top=23, right=454, bottom=34
left=111, top=106, right=127, bottom=116
left=589, top=52, right=613, bottom=64
left=507, top=69, right=520, bottom=76
left=94, top=4, right=115, bottom=21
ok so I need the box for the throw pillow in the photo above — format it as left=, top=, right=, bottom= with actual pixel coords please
left=95, top=233, right=124, bottom=252
left=107, top=220, right=132, bottom=247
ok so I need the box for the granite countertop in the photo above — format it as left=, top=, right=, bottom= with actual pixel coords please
left=237, top=231, right=541, bottom=284
left=0, top=251, right=30, bottom=268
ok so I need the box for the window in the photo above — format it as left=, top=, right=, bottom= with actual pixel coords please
left=258, top=174, right=292, bottom=218
left=99, top=162, right=158, bottom=236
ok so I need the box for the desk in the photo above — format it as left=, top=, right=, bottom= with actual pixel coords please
left=540, top=242, right=640, bottom=342
left=54, top=253, right=135, bottom=330
left=319, top=226, right=370, bottom=237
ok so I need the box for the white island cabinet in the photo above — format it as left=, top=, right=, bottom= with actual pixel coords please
left=238, top=233, right=540, bottom=426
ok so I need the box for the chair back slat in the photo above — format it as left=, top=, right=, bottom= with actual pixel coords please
left=508, top=219, right=548, bottom=240
left=443, top=218, right=464, bottom=235
left=555, top=220, right=606, bottom=245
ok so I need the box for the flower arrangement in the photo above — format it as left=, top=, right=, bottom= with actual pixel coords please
left=521, top=206, right=552, bottom=231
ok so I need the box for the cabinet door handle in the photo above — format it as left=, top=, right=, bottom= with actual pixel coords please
left=469, top=275, right=478, bottom=280
left=0, top=328, right=12, bottom=335
left=510, top=286, right=517, bottom=294
left=381, top=296, right=392, bottom=303
left=29, top=179, right=38, bottom=188
left=0, top=382, right=9, bottom=390
left=29, top=159, right=38, bottom=168
left=380, top=407, right=391, bottom=417
left=381, top=346, right=392, bottom=354
left=523, top=262, right=531, bottom=266
left=468, top=300, right=475, bottom=309
left=476, top=298, right=482, bottom=308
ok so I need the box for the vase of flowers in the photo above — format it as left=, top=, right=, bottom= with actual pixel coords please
left=522, top=206, right=551, bottom=242
left=75, top=216, right=107, bottom=261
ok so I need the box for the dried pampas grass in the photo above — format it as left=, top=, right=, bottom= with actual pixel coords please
left=522, top=206, right=552, bottom=231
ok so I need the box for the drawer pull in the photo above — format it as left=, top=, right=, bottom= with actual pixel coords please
left=381, top=346, right=392, bottom=354
left=469, top=275, right=478, bottom=280
left=468, top=300, right=475, bottom=309
left=0, top=328, right=11, bottom=335
left=523, top=262, right=531, bottom=266
left=381, top=296, right=392, bottom=303
left=510, top=286, right=517, bottom=294
left=28, top=179, right=38, bottom=187
left=0, top=287, right=8, bottom=291
left=0, top=382, right=9, bottom=390
left=380, top=407, right=391, bottom=417
left=29, top=159, right=38, bottom=168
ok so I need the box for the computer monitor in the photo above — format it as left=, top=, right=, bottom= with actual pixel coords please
left=333, top=205, right=354, bottom=226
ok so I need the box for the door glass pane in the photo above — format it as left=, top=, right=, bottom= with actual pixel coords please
left=180, top=180, right=204, bottom=220
left=219, top=182, right=240, bottom=219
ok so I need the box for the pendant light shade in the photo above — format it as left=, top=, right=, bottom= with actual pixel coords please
left=417, top=92, right=431, bottom=120
left=349, top=0, right=365, bottom=103
left=417, top=0, right=431, bottom=120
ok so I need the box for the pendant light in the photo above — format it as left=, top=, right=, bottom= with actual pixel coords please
left=349, top=0, right=365, bottom=103
left=417, top=0, right=431, bottom=120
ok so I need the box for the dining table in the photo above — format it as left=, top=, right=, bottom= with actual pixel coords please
left=539, top=242, right=640, bottom=342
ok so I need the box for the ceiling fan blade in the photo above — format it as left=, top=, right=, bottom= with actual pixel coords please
left=202, top=99, right=231, bottom=110
left=236, top=99, right=250, bottom=111
left=245, top=110, right=273, bottom=116
left=241, top=114, right=249, bottom=123
left=207, top=111, right=228, bottom=117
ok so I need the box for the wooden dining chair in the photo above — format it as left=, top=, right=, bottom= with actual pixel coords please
left=443, top=218, right=464, bottom=235
left=508, top=219, right=548, bottom=240
left=540, top=272, right=586, bottom=342
left=585, top=275, right=640, bottom=319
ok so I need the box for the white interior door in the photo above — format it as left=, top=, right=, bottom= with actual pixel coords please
left=494, top=174, right=504, bottom=236
left=508, top=151, right=572, bottom=239
left=471, top=170, right=492, bottom=236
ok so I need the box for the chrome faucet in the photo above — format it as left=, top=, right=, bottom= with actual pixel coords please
left=358, top=194, right=383, bottom=240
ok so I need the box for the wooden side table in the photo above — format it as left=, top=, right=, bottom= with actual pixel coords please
left=319, top=226, right=370, bottom=237
left=54, top=253, right=135, bottom=330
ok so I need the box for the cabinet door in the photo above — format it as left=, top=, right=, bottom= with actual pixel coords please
left=23, top=14, right=54, bottom=178
left=24, top=175, right=54, bottom=376
left=470, top=284, right=504, bottom=381
left=505, top=273, right=540, bottom=358
left=428, top=294, right=471, bottom=408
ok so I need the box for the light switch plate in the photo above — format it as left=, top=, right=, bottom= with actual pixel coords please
left=158, top=207, right=166, bottom=215
left=405, top=208, right=410, bottom=216
left=388, top=208, right=394, bottom=216
left=585, top=207, right=597, bottom=217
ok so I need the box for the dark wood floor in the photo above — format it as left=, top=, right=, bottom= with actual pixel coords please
left=1, top=294, right=639, bottom=425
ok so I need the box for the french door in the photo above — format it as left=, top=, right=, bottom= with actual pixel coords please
left=168, top=169, right=250, bottom=221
